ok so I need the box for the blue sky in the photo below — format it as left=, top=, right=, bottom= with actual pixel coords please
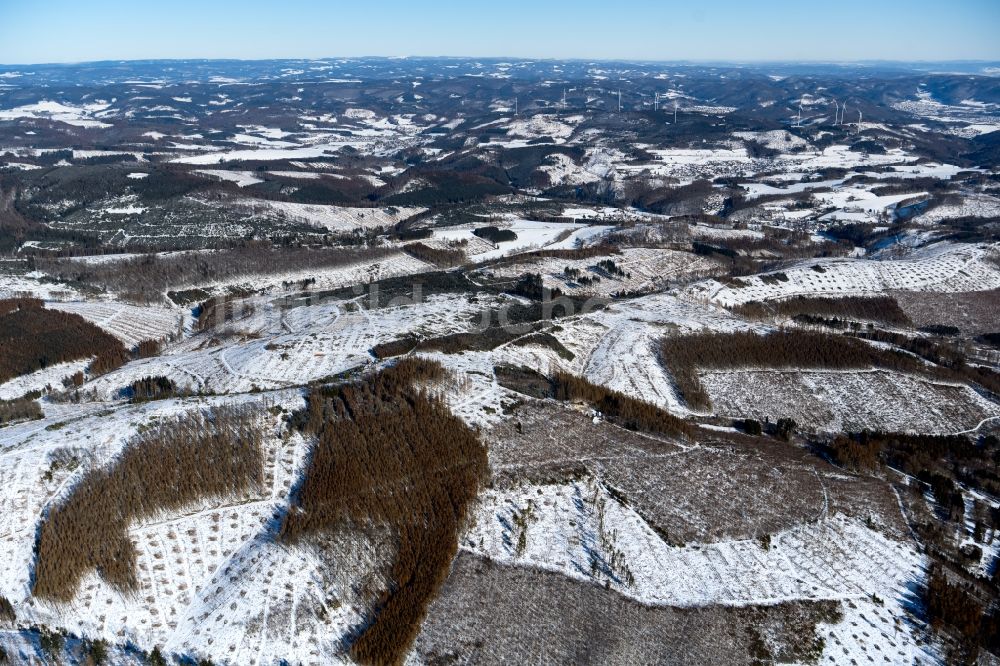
left=1, top=0, right=998, bottom=64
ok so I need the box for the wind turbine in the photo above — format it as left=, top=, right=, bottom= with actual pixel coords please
left=796, top=103, right=802, bottom=127
left=618, top=89, right=622, bottom=113
left=514, top=96, right=518, bottom=116
left=832, top=100, right=839, bottom=125
left=654, top=92, right=658, bottom=111
left=674, top=100, right=678, bottom=124
left=857, top=109, right=863, bottom=132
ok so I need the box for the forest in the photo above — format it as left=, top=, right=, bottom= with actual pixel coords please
left=401, top=242, right=467, bottom=268
left=0, top=298, right=129, bottom=383
left=472, top=225, right=518, bottom=244
left=926, top=566, right=1000, bottom=659
left=281, top=359, right=488, bottom=666
left=33, top=405, right=266, bottom=601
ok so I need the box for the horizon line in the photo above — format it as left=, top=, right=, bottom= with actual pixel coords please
left=2, top=55, right=1000, bottom=69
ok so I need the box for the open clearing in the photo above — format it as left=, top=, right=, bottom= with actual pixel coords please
left=701, top=369, right=999, bottom=434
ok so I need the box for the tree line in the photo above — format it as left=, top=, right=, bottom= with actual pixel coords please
left=0, top=395, right=42, bottom=425
left=658, top=329, right=937, bottom=410
left=493, top=364, right=693, bottom=440
left=127, top=376, right=179, bottom=402
left=401, top=242, right=467, bottom=268
left=482, top=244, right=620, bottom=269
left=36, top=243, right=397, bottom=304
left=731, top=295, right=911, bottom=328
left=851, top=328, right=1000, bottom=395
left=33, top=404, right=266, bottom=601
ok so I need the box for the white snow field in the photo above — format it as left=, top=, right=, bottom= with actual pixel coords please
left=0, top=359, right=91, bottom=400
left=0, top=272, right=83, bottom=301
left=740, top=162, right=969, bottom=202
left=168, top=110, right=435, bottom=165
left=563, top=293, right=764, bottom=412
left=694, top=242, right=1000, bottom=307
left=0, top=390, right=383, bottom=666
left=0, top=249, right=982, bottom=665
left=733, top=129, right=810, bottom=151
left=241, top=200, right=426, bottom=232
left=612, top=143, right=923, bottom=185
left=0, top=100, right=113, bottom=128
left=482, top=247, right=721, bottom=297
left=441, top=290, right=770, bottom=416
left=464, top=478, right=933, bottom=665
left=81, top=293, right=510, bottom=398
left=537, top=152, right=603, bottom=186
left=193, top=169, right=265, bottom=188
left=430, top=219, right=604, bottom=261
left=703, top=369, right=1000, bottom=435
left=915, top=193, right=1000, bottom=225
left=504, top=114, right=580, bottom=141
left=8, top=58, right=1000, bottom=665
left=83, top=250, right=432, bottom=302
left=46, top=301, right=188, bottom=347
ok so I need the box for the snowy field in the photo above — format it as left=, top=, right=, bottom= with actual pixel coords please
left=537, top=152, right=603, bottom=186
left=6, top=59, right=1000, bottom=666
left=143, top=251, right=434, bottom=301
left=241, top=200, right=426, bottom=232
left=430, top=219, right=609, bottom=261
left=915, top=193, right=1000, bottom=225
left=0, top=359, right=91, bottom=400
left=81, top=293, right=510, bottom=398
left=703, top=369, right=1000, bottom=434
left=695, top=242, right=1000, bottom=306
left=463, top=478, right=932, bottom=665
left=567, top=293, right=763, bottom=412
left=615, top=143, right=925, bottom=184
left=0, top=100, right=113, bottom=128
left=0, top=272, right=82, bottom=301
left=482, top=247, right=722, bottom=297
left=193, top=169, right=265, bottom=188
left=47, top=301, right=188, bottom=347
left=0, top=391, right=377, bottom=666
